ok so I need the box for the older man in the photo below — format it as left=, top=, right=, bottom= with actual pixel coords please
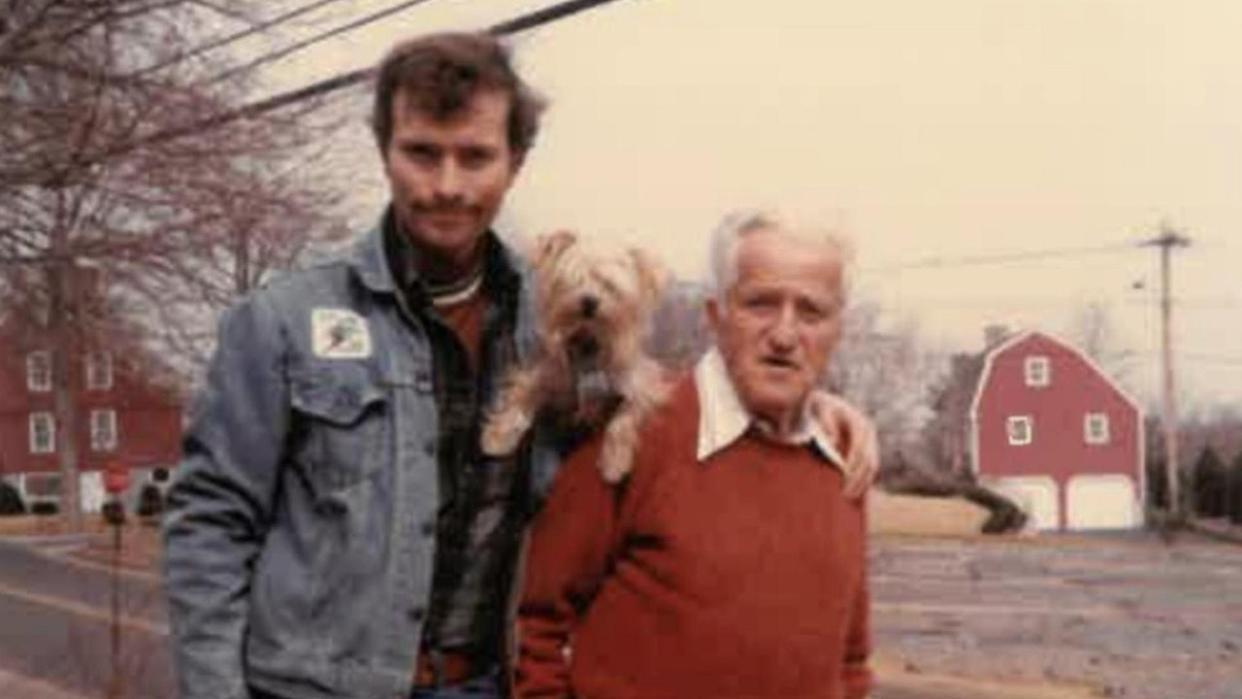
left=514, top=210, right=873, bottom=699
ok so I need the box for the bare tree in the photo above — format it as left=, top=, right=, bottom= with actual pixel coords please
left=920, top=351, right=985, bottom=479
left=1, top=1, right=351, bottom=526
left=826, top=298, right=940, bottom=472
left=1064, top=300, right=1137, bottom=389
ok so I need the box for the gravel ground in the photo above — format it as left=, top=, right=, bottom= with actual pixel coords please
left=870, top=531, right=1242, bottom=699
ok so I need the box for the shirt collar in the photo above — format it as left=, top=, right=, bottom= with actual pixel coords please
left=693, top=347, right=845, bottom=469
left=381, top=205, right=521, bottom=308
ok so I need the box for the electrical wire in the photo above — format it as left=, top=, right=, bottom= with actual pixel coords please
left=130, top=0, right=355, bottom=77
left=861, top=242, right=1137, bottom=273
left=201, top=0, right=439, bottom=86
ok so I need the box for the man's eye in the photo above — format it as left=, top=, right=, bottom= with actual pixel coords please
left=460, top=148, right=494, bottom=168
left=742, top=295, right=779, bottom=312
left=798, top=302, right=829, bottom=321
left=403, top=145, right=438, bottom=162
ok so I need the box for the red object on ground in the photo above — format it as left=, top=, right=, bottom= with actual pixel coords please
left=103, top=462, right=130, bottom=494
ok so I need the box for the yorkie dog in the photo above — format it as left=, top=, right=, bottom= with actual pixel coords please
left=481, top=230, right=669, bottom=482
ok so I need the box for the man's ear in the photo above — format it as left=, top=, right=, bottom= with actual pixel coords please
left=705, top=296, right=722, bottom=335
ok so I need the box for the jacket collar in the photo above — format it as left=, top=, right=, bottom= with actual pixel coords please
left=693, top=347, right=845, bottom=469
left=347, top=211, right=398, bottom=296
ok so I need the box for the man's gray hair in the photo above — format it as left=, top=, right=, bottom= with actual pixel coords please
left=707, top=208, right=852, bottom=301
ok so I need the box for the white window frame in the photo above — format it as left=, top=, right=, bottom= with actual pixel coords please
left=26, top=351, right=52, bottom=392
left=1024, top=355, right=1050, bottom=387
left=29, top=412, right=55, bottom=454
left=90, top=409, right=118, bottom=452
left=1084, top=412, right=1110, bottom=445
left=1007, top=415, right=1033, bottom=446
left=85, top=352, right=114, bottom=391
left=22, top=473, right=62, bottom=501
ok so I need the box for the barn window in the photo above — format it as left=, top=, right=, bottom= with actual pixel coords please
left=1007, top=416, right=1033, bottom=445
left=1084, top=413, right=1110, bottom=445
left=26, top=351, right=52, bottom=392
left=29, top=412, right=55, bottom=454
left=1024, top=356, right=1050, bottom=387
left=85, top=352, right=113, bottom=390
left=90, top=409, right=118, bottom=452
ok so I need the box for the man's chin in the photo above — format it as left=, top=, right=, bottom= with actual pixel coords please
left=744, top=389, right=809, bottom=421
left=408, top=219, right=482, bottom=250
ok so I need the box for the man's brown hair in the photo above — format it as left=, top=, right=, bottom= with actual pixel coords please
left=371, top=32, right=546, bottom=161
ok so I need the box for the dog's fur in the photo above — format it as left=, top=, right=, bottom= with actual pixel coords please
left=481, top=230, right=670, bottom=482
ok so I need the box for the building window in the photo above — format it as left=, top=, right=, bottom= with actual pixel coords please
left=1084, top=412, right=1110, bottom=445
left=90, top=409, right=118, bottom=452
left=85, top=353, right=113, bottom=390
left=1007, top=416, right=1033, bottom=445
left=29, top=412, right=55, bottom=454
left=1024, top=355, right=1050, bottom=387
left=26, top=351, right=51, bottom=392
left=23, top=473, right=62, bottom=500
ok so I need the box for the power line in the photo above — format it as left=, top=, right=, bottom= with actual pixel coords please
left=130, top=0, right=355, bottom=77
left=203, top=0, right=439, bottom=86
left=56, top=0, right=631, bottom=178
left=861, top=242, right=1137, bottom=273
left=1182, top=353, right=1242, bottom=366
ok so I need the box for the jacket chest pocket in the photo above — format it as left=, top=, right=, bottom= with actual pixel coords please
left=289, top=367, right=390, bottom=495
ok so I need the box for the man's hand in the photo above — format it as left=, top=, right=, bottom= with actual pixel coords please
left=810, top=391, right=879, bottom=500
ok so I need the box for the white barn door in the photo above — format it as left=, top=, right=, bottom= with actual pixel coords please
left=1066, top=475, right=1138, bottom=530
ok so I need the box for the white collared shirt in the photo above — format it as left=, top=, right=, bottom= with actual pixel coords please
left=693, top=347, right=846, bottom=470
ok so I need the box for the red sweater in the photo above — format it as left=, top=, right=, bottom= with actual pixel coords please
left=514, top=377, right=871, bottom=699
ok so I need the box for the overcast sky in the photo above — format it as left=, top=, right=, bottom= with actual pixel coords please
left=252, top=0, right=1240, bottom=412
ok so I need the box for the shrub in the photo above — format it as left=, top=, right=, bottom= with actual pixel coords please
left=0, top=482, right=26, bottom=516
left=1228, top=453, right=1242, bottom=525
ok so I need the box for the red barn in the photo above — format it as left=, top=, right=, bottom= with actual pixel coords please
left=969, top=330, right=1144, bottom=531
left=0, top=316, right=183, bottom=513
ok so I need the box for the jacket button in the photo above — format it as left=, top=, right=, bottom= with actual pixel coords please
left=409, top=606, right=425, bottom=622
left=423, top=440, right=436, bottom=457
left=420, top=519, right=436, bottom=537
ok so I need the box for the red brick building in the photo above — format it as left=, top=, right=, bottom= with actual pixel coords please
left=0, top=316, right=183, bottom=512
left=969, top=330, right=1144, bottom=531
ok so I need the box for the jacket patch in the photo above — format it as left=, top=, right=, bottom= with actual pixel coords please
left=311, top=308, right=372, bottom=359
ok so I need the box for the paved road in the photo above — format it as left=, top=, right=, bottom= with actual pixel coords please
left=0, top=538, right=172, bottom=698
left=7, top=531, right=1234, bottom=699
left=870, top=531, right=1242, bottom=699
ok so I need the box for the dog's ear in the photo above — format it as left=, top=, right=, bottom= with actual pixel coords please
left=532, top=230, right=578, bottom=269
left=629, top=247, right=669, bottom=307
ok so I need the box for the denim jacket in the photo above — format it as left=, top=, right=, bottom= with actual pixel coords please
left=163, top=222, right=559, bottom=699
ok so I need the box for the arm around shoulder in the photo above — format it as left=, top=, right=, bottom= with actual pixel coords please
left=163, top=293, right=291, bottom=699
left=811, top=391, right=880, bottom=499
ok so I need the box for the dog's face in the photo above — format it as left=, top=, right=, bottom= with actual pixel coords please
left=531, top=230, right=666, bottom=372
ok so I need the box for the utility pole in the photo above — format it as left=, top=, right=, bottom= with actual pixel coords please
left=1141, top=221, right=1191, bottom=520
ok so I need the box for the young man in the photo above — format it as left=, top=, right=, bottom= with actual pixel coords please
left=515, top=210, right=874, bottom=699
left=164, top=33, right=555, bottom=699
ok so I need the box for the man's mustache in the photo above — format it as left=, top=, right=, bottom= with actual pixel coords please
left=414, top=198, right=474, bottom=213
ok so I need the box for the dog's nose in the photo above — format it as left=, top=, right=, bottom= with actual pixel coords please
left=579, top=295, right=599, bottom=318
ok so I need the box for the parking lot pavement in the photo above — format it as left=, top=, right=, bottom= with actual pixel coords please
left=870, top=531, right=1242, bottom=699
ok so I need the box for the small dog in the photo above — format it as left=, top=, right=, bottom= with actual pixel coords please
left=482, top=230, right=670, bottom=482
